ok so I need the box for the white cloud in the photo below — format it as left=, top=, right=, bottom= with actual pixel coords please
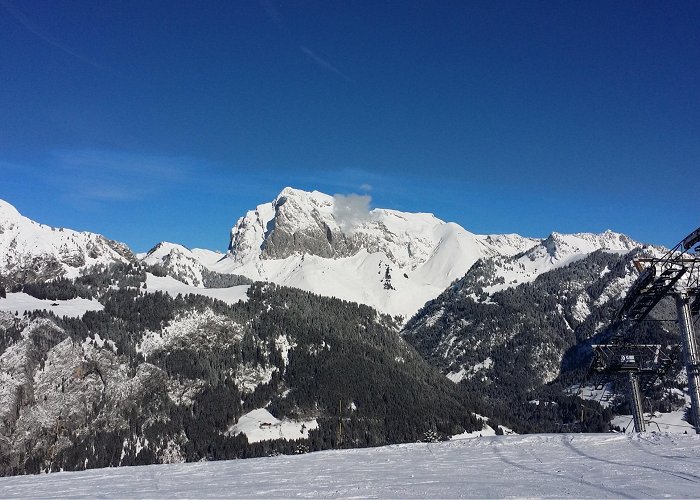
left=332, top=193, right=372, bottom=234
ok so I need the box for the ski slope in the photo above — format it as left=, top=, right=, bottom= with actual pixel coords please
left=1, top=433, right=698, bottom=498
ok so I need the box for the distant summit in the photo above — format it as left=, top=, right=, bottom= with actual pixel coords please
left=0, top=199, right=133, bottom=286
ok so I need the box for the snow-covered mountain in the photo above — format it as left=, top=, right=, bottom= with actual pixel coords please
left=140, top=242, right=225, bottom=287
left=0, top=199, right=133, bottom=286
left=169, top=187, right=539, bottom=319
left=152, top=187, right=643, bottom=321
left=466, top=230, right=643, bottom=297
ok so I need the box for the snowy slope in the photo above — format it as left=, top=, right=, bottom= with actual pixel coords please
left=0, top=199, right=133, bottom=284
left=1, top=433, right=698, bottom=498
left=0, top=293, right=103, bottom=318
left=190, top=247, right=226, bottom=268
left=227, top=408, right=318, bottom=443
left=144, top=273, right=249, bottom=305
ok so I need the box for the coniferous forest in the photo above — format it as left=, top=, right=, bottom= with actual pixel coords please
left=0, top=263, right=482, bottom=475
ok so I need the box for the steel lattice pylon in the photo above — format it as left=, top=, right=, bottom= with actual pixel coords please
left=610, top=226, right=700, bottom=433
left=588, top=344, right=676, bottom=432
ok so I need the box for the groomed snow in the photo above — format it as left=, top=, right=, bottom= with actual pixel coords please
left=0, top=293, right=103, bottom=318
left=0, top=434, right=698, bottom=498
left=145, top=273, right=249, bottom=305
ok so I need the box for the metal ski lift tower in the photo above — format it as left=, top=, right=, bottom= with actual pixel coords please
left=588, top=344, right=675, bottom=432
left=613, top=226, right=700, bottom=433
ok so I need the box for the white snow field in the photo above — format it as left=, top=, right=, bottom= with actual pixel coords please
left=144, top=273, right=249, bottom=305
left=1, top=433, right=699, bottom=498
left=227, top=408, right=318, bottom=443
left=0, top=292, right=103, bottom=318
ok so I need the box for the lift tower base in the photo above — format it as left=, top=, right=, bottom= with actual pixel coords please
left=676, top=292, right=700, bottom=434
left=628, top=372, right=646, bottom=433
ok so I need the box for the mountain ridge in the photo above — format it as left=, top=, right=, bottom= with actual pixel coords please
left=0, top=191, right=647, bottom=321
left=0, top=199, right=133, bottom=287
left=143, top=187, right=646, bottom=319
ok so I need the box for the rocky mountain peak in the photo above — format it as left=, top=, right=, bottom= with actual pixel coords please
left=538, top=230, right=638, bottom=260
left=227, top=187, right=351, bottom=263
left=227, top=187, right=463, bottom=269
left=0, top=198, right=134, bottom=286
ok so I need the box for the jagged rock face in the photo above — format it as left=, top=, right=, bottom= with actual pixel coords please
left=228, top=188, right=366, bottom=263
left=0, top=312, right=169, bottom=474
left=0, top=200, right=134, bottom=287
left=228, top=188, right=538, bottom=269
left=259, top=192, right=359, bottom=260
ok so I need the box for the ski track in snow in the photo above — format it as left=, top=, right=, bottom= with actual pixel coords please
left=1, top=433, right=699, bottom=498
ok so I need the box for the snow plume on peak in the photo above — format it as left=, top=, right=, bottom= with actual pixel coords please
left=332, top=193, right=372, bottom=234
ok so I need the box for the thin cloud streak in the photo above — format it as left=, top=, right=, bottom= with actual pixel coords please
left=3, top=150, right=291, bottom=207
left=256, top=2, right=351, bottom=83
left=49, top=150, right=195, bottom=204
left=0, top=0, right=112, bottom=73
left=300, top=46, right=352, bottom=82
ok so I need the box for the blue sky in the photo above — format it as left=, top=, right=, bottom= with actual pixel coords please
left=1, top=1, right=698, bottom=252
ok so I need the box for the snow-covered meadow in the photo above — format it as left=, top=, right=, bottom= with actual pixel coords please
left=0, top=292, right=104, bottom=318
left=1, top=433, right=698, bottom=498
left=145, top=273, right=250, bottom=305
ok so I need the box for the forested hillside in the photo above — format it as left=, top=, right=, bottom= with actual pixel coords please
left=0, top=263, right=480, bottom=475
left=403, top=250, right=683, bottom=433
